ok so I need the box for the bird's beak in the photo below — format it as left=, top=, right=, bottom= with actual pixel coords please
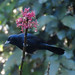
left=3, top=41, right=10, bottom=49
left=5, top=41, right=10, bottom=45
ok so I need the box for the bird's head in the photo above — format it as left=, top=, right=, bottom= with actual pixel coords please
left=4, top=34, right=18, bottom=45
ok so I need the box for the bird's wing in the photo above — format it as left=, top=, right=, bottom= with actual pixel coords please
left=17, top=33, right=45, bottom=46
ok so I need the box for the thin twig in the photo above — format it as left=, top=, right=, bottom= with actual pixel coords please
left=47, top=62, right=50, bottom=75
left=20, top=28, right=28, bottom=75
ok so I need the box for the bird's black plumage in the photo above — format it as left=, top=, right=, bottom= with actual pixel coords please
left=5, top=33, right=65, bottom=55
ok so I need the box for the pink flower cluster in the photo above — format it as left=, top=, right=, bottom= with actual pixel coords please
left=16, top=8, right=38, bottom=32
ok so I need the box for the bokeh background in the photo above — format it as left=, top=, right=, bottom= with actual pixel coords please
left=0, top=0, right=75, bottom=75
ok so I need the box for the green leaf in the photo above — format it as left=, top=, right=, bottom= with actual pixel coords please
left=57, top=30, right=66, bottom=40
left=0, top=0, right=10, bottom=10
left=5, top=1, right=16, bottom=13
left=64, top=50, right=73, bottom=59
left=66, top=29, right=75, bottom=39
left=38, top=0, right=47, bottom=4
left=38, top=15, right=57, bottom=30
left=18, top=0, right=30, bottom=6
left=32, top=1, right=42, bottom=15
left=4, top=49, right=22, bottom=72
left=61, top=16, right=75, bottom=30
left=46, top=20, right=58, bottom=34
left=0, top=33, right=8, bottom=44
left=22, top=62, right=31, bottom=75
left=61, top=57, right=75, bottom=70
left=54, top=6, right=67, bottom=19
left=31, top=50, right=45, bottom=60
left=71, top=38, right=75, bottom=48
left=0, top=14, right=5, bottom=21
left=0, top=14, right=7, bottom=24
left=45, top=55, right=60, bottom=75
left=50, top=61, right=60, bottom=75
left=58, top=67, right=75, bottom=75
left=22, top=59, right=46, bottom=75
left=51, top=0, right=62, bottom=6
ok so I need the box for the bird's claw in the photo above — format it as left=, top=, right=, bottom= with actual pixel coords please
left=23, top=43, right=28, bottom=47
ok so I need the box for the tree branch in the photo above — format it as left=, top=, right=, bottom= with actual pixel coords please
left=20, top=28, right=28, bottom=75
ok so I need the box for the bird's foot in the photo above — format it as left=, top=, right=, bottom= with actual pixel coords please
left=23, top=43, right=28, bottom=47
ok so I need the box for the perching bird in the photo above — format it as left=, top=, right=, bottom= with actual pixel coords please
left=4, top=33, right=65, bottom=55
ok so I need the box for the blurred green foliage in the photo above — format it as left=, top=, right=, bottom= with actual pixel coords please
left=0, top=0, right=75, bottom=75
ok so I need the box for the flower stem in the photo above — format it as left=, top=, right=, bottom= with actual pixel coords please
left=20, top=28, right=28, bottom=75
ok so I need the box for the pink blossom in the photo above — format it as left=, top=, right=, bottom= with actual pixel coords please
left=31, top=11, right=35, bottom=17
left=16, top=8, right=39, bottom=32
left=16, top=17, right=23, bottom=24
left=24, top=8, right=30, bottom=13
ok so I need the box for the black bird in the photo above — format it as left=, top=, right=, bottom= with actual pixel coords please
left=4, top=33, right=65, bottom=55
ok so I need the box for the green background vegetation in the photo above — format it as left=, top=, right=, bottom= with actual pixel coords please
left=0, top=0, right=75, bottom=75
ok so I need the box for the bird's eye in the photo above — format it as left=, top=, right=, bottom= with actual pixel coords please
left=8, top=37, right=11, bottom=41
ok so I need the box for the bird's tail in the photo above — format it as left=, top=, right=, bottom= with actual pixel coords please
left=40, top=43, right=65, bottom=55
